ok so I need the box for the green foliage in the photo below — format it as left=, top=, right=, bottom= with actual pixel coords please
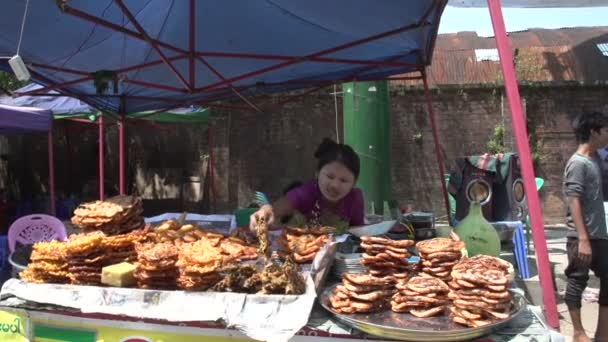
left=487, top=123, right=505, bottom=154
left=0, top=71, right=28, bottom=92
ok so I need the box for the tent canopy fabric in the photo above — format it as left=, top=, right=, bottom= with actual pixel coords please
left=0, top=1, right=446, bottom=113
left=0, top=83, right=96, bottom=117
left=0, top=104, right=52, bottom=134
left=0, top=84, right=210, bottom=124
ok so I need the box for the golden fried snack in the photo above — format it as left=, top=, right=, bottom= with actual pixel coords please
left=360, top=236, right=415, bottom=248
left=410, top=306, right=446, bottom=318
left=417, top=238, right=465, bottom=254
left=449, top=256, right=513, bottom=327
left=343, top=273, right=392, bottom=287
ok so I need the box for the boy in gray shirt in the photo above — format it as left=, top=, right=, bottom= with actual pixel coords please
left=563, top=111, right=608, bottom=342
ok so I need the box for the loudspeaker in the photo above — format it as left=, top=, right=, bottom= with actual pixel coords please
left=492, top=154, right=528, bottom=221
left=452, top=158, right=495, bottom=221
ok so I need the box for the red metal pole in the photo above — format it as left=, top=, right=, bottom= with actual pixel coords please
left=119, top=118, right=125, bottom=195
left=487, top=0, right=559, bottom=330
left=208, top=125, right=217, bottom=212
left=189, top=0, right=196, bottom=89
left=197, top=51, right=418, bottom=68
left=98, top=115, right=105, bottom=201
left=47, top=131, right=56, bottom=216
left=115, top=54, right=187, bottom=74
left=422, top=71, right=451, bottom=226
left=196, top=22, right=427, bottom=93
left=122, top=79, right=187, bottom=93
left=196, top=57, right=262, bottom=112
left=30, top=63, right=89, bottom=76
left=17, top=76, right=91, bottom=96
left=63, top=4, right=186, bottom=55
left=114, top=0, right=191, bottom=91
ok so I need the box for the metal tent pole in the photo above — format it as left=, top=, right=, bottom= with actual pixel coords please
left=422, top=70, right=452, bottom=225
left=487, top=0, right=559, bottom=329
left=119, top=118, right=125, bottom=195
left=48, top=131, right=56, bottom=215
left=99, top=115, right=105, bottom=201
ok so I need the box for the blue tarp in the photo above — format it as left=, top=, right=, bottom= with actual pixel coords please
left=0, top=104, right=52, bottom=134
left=0, top=83, right=210, bottom=123
left=0, top=83, right=95, bottom=116
left=0, top=1, right=446, bottom=113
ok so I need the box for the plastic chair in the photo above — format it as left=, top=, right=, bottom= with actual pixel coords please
left=8, top=214, right=67, bottom=253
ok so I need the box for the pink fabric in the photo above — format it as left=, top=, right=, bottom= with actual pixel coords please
left=286, top=180, right=365, bottom=226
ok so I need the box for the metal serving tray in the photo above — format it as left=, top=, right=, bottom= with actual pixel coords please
left=320, top=284, right=526, bottom=342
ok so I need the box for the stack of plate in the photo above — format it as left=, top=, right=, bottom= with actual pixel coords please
left=333, top=252, right=365, bottom=277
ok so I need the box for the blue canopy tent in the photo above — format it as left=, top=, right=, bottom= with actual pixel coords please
left=0, top=104, right=55, bottom=214
left=0, top=83, right=95, bottom=118
left=0, top=1, right=446, bottom=113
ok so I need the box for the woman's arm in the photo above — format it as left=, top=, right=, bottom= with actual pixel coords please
left=249, top=196, right=295, bottom=230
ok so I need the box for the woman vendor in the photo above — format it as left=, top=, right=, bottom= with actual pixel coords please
left=250, top=138, right=364, bottom=233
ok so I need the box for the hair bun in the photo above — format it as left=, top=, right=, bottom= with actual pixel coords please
left=314, top=138, right=338, bottom=158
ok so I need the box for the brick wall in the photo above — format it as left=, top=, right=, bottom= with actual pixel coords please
left=216, top=85, right=608, bottom=224
left=219, top=91, right=342, bottom=210
left=6, top=85, right=608, bottom=223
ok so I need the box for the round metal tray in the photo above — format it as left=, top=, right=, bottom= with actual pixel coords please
left=320, top=284, right=526, bottom=342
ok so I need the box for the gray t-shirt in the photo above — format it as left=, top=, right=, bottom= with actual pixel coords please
left=563, top=153, right=608, bottom=240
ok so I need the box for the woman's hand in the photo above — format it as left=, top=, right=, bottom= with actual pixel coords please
left=249, top=205, right=276, bottom=232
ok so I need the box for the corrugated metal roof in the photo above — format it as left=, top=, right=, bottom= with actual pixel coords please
left=393, top=26, right=608, bottom=87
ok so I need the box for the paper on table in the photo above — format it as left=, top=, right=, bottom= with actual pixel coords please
left=1, top=277, right=316, bottom=342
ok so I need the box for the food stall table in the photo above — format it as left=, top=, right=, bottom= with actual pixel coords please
left=0, top=288, right=564, bottom=342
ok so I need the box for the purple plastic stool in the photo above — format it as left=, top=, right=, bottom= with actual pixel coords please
left=8, top=214, right=67, bottom=253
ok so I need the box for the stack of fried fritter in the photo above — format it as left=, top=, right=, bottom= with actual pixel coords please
left=416, top=238, right=465, bottom=282
left=391, top=275, right=449, bottom=317
left=65, top=232, right=107, bottom=285
left=176, top=239, right=223, bottom=291
left=328, top=273, right=395, bottom=314
left=149, top=220, right=258, bottom=262
left=104, top=227, right=150, bottom=265
left=278, top=226, right=334, bottom=263
left=71, top=195, right=144, bottom=235
left=20, top=240, right=69, bottom=284
left=359, top=236, right=415, bottom=282
left=448, top=255, right=513, bottom=327
left=134, top=242, right=179, bottom=290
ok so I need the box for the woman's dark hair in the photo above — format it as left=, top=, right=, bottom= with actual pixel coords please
left=314, top=138, right=360, bottom=179
left=573, top=111, right=608, bottom=143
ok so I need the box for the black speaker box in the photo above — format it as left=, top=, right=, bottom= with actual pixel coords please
left=492, top=154, right=528, bottom=221
left=453, top=158, right=495, bottom=221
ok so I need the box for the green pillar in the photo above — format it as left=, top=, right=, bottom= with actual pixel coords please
left=343, top=81, right=391, bottom=215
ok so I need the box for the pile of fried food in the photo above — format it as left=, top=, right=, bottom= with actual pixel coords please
left=149, top=220, right=259, bottom=263
left=134, top=242, right=179, bottom=290
left=417, top=238, right=465, bottom=283
left=448, top=255, right=513, bottom=328
left=278, top=226, right=335, bottom=263
left=21, top=218, right=307, bottom=295
left=325, top=235, right=515, bottom=329
left=360, top=236, right=416, bottom=281
left=328, top=273, right=395, bottom=313
left=176, top=239, right=223, bottom=291
left=20, top=240, right=69, bottom=284
left=21, top=228, right=149, bottom=285
left=392, top=275, right=449, bottom=317
left=71, top=195, right=145, bottom=235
